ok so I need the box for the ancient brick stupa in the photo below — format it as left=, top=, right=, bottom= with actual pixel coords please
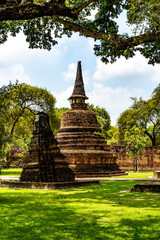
left=56, top=61, right=124, bottom=177
left=20, top=112, right=75, bottom=182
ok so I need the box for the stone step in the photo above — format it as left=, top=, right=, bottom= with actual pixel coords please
left=59, top=144, right=108, bottom=150
left=57, top=139, right=106, bottom=144
left=75, top=172, right=126, bottom=177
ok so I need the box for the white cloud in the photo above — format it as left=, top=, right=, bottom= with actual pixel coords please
left=88, top=83, right=147, bottom=126
left=93, top=53, right=160, bottom=83
left=0, top=33, right=69, bottom=65
left=62, top=62, right=91, bottom=85
left=0, top=34, right=28, bottom=64
left=63, top=63, right=77, bottom=82
left=53, top=86, right=73, bottom=108
left=0, top=33, right=70, bottom=87
left=0, top=64, right=32, bottom=87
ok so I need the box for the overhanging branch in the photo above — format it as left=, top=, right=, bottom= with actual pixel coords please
left=0, top=2, right=74, bottom=21
left=71, top=0, right=96, bottom=15
left=0, top=0, right=159, bottom=51
left=51, top=15, right=106, bottom=39
left=52, top=16, right=160, bottom=50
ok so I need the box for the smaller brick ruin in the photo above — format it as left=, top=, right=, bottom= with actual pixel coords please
left=131, top=182, right=160, bottom=193
left=20, top=112, right=75, bottom=182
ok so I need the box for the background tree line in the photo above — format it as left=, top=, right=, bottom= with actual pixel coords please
left=0, top=81, right=160, bottom=162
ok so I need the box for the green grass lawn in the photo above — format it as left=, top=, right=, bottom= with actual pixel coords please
left=0, top=168, right=22, bottom=176
left=0, top=181, right=160, bottom=240
left=113, top=171, right=154, bottom=179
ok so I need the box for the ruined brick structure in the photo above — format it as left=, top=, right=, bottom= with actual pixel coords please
left=20, top=112, right=75, bottom=182
left=6, top=146, right=24, bottom=168
left=110, top=145, right=160, bottom=171
left=56, top=61, right=125, bottom=177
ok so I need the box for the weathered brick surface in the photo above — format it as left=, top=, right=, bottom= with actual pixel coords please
left=6, top=146, right=24, bottom=168
left=56, top=104, right=125, bottom=177
left=20, top=112, right=75, bottom=182
left=60, top=108, right=99, bottom=128
left=110, top=145, right=160, bottom=171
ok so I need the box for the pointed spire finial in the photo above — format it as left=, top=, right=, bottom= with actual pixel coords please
left=68, top=61, right=88, bottom=101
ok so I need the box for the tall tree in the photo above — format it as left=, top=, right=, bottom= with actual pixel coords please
left=0, top=81, right=56, bottom=158
left=88, top=104, right=111, bottom=139
left=107, top=126, right=119, bottom=145
left=117, top=108, right=138, bottom=144
left=117, top=85, right=160, bottom=146
left=0, top=0, right=159, bottom=64
left=52, top=107, right=69, bottom=135
left=125, top=126, right=148, bottom=171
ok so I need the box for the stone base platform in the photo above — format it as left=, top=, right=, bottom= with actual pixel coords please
left=131, top=182, right=160, bottom=193
left=74, top=170, right=127, bottom=178
left=154, top=171, right=160, bottom=178
left=0, top=179, right=100, bottom=190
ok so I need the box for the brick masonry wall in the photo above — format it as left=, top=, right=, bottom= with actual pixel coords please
left=110, top=145, right=160, bottom=171
left=56, top=107, right=126, bottom=177
left=60, top=109, right=99, bottom=128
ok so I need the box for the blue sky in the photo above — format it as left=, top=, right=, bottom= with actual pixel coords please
left=0, top=19, right=159, bottom=125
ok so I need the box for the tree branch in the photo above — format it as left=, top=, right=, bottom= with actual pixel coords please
left=120, top=31, right=160, bottom=49
left=0, top=0, right=124, bottom=21
left=51, top=16, right=160, bottom=50
left=71, top=0, right=96, bottom=15
left=71, top=0, right=124, bottom=16
left=0, top=2, right=74, bottom=21
left=10, top=109, right=25, bottom=137
left=51, top=15, right=106, bottom=39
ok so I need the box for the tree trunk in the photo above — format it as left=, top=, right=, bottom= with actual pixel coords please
left=144, top=130, right=156, bottom=147
left=134, top=154, right=138, bottom=172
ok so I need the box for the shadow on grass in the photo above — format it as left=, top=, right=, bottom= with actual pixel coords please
left=0, top=181, right=160, bottom=240
left=120, top=218, right=160, bottom=240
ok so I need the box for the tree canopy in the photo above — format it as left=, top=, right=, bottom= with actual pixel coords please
left=0, top=81, right=56, bottom=158
left=88, top=104, right=111, bottom=139
left=53, top=107, right=69, bottom=135
left=117, top=84, right=160, bottom=146
left=0, top=0, right=159, bottom=64
left=124, top=126, right=148, bottom=171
